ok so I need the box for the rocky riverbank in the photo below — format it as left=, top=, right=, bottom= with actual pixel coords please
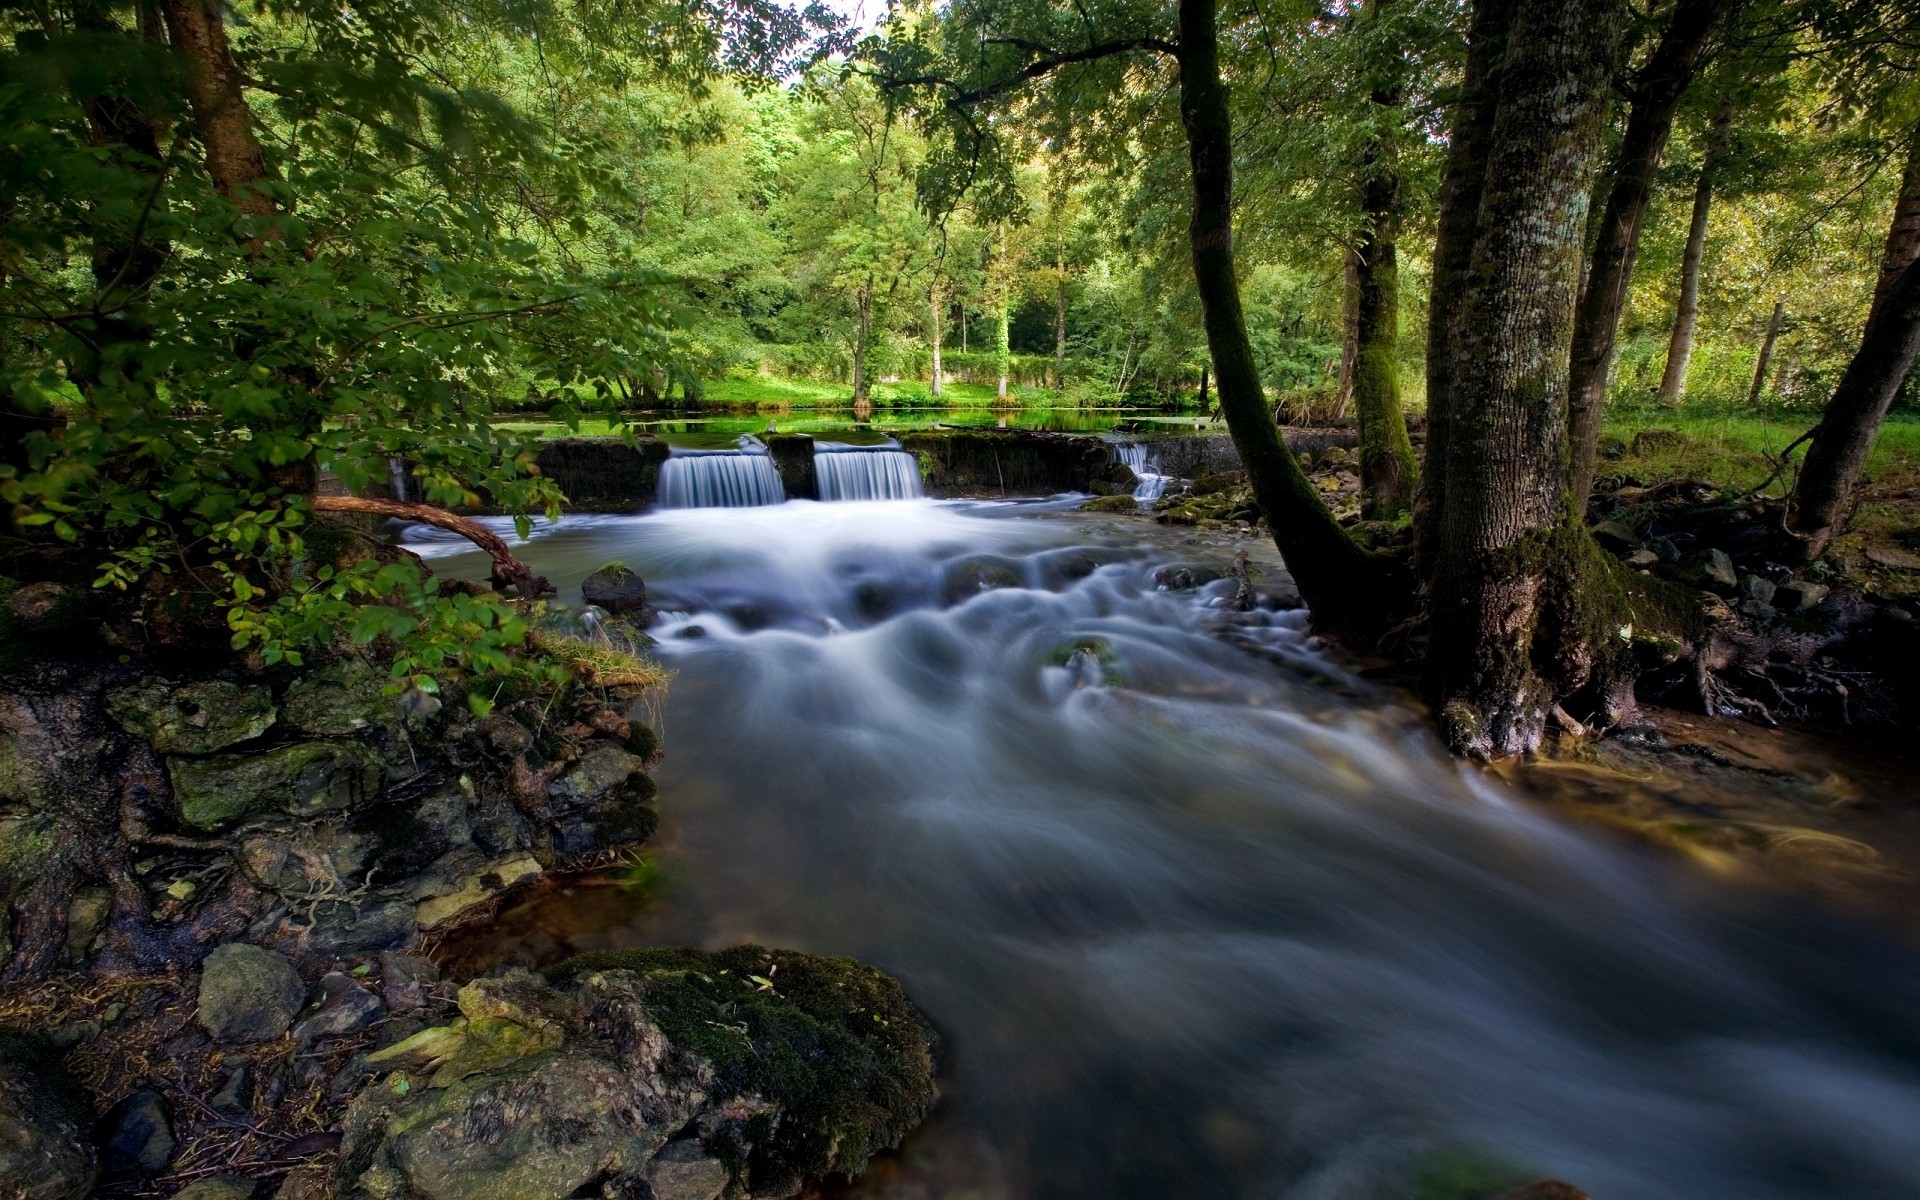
left=0, top=552, right=936, bottom=1200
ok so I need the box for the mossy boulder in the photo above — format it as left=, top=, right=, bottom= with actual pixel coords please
left=1079, top=494, right=1141, bottom=513
left=0, top=1029, right=96, bottom=1200
left=338, top=953, right=935, bottom=1200
left=106, top=678, right=276, bottom=753
left=941, top=555, right=1025, bottom=603
left=167, top=741, right=384, bottom=829
left=197, top=942, right=305, bottom=1043
left=281, top=659, right=394, bottom=736
left=580, top=562, right=650, bottom=615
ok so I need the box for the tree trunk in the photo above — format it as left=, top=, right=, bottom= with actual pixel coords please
left=159, top=0, right=277, bottom=230
left=1337, top=247, right=1360, bottom=417
left=1351, top=0, right=1420, bottom=520
left=1423, top=0, right=1634, bottom=757
left=311, top=497, right=552, bottom=597
left=1565, top=0, right=1728, bottom=505
left=1198, top=365, right=1210, bottom=409
left=1054, top=264, right=1068, bottom=390
left=1417, top=0, right=1516, bottom=577
left=1783, top=128, right=1920, bottom=563
left=930, top=284, right=944, bottom=399
left=1175, top=0, right=1388, bottom=630
left=852, top=277, right=873, bottom=402
left=1658, top=102, right=1733, bottom=401
left=1747, top=299, right=1784, bottom=405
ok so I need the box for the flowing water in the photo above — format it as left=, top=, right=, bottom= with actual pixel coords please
left=814, top=444, right=926, bottom=501
left=1116, top=442, right=1171, bottom=503
left=657, top=444, right=787, bottom=508
left=407, top=499, right=1920, bottom=1200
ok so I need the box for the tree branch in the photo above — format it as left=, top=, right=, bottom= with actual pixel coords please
left=311, top=495, right=553, bottom=597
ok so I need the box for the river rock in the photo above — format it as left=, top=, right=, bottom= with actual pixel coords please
left=1589, top=520, right=1640, bottom=552
left=1742, top=574, right=1777, bottom=607
left=198, top=943, right=305, bottom=1044
left=1623, top=548, right=1660, bottom=569
left=580, top=562, right=650, bottom=614
left=544, top=746, right=658, bottom=857
left=169, top=1177, right=256, bottom=1200
left=0, top=1031, right=97, bottom=1200
left=414, top=854, right=543, bottom=930
left=98, top=1088, right=174, bottom=1179
left=168, top=741, right=384, bottom=829
left=1689, top=548, right=1738, bottom=590
left=337, top=948, right=936, bottom=1200
left=282, top=659, right=393, bottom=736
left=293, top=973, right=386, bottom=1047
left=1080, top=493, right=1140, bottom=513
left=107, top=679, right=276, bottom=754
left=1865, top=545, right=1920, bottom=571
left=1776, top=579, right=1830, bottom=611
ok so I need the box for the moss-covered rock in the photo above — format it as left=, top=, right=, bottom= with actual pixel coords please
left=1080, top=494, right=1142, bottom=513
left=544, top=745, right=658, bottom=857
left=281, top=659, right=394, bottom=736
left=197, top=942, right=306, bottom=1044
left=580, top=561, right=650, bottom=614
left=0, top=1030, right=97, bottom=1199
left=167, top=741, right=384, bottom=829
left=105, top=678, right=276, bottom=753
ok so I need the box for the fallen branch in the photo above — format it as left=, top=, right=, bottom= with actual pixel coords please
left=310, top=495, right=553, bottom=597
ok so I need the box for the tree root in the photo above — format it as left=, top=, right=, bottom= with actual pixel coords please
left=310, top=495, right=553, bottom=597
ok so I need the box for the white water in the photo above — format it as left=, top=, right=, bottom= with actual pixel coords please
left=814, top=444, right=925, bottom=501
left=1117, top=442, right=1171, bottom=502
left=656, top=446, right=786, bottom=508
left=406, top=500, right=1920, bottom=1200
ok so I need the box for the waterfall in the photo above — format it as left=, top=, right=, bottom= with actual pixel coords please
left=387, top=456, right=410, bottom=503
left=657, top=443, right=786, bottom=508
left=814, top=444, right=924, bottom=501
left=1116, top=443, right=1169, bottom=502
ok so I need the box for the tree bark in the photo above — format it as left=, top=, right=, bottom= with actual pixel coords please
left=1566, top=0, right=1728, bottom=505
left=1337, top=247, right=1360, bottom=417
left=1423, top=0, right=1631, bottom=757
left=310, top=497, right=552, bottom=597
left=1417, top=0, right=1516, bottom=576
left=1658, top=102, right=1733, bottom=400
left=1054, top=264, right=1068, bottom=390
left=929, top=283, right=944, bottom=398
left=852, top=277, right=873, bottom=402
left=1175, top=0, right=1389, bottom=630
left=1351, top=0, right=1420, bottom=519
left=159, top=0, right=277, bottom=231
left=1747, top=299, right=1784, bottom=405
left=1782, top=126, right=1920, bottom=563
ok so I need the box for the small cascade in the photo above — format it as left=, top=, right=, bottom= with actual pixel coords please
left=1116, top=443, right=1169, bottom=502
left=657, top=440, right=786, bottom=508
left=814, top=443, right=925, bottom=501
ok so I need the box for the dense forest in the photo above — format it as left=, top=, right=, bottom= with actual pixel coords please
left=6, top=0, right=1920, bottom=1197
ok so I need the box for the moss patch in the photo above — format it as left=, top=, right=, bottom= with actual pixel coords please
left=547, top=945, right=937, bottom=1185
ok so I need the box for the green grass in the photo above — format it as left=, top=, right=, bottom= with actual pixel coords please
left=1601, top=405, right=1920, bottom=495
left=701, top=375, right=1061, bottom=407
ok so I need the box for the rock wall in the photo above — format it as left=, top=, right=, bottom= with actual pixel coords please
left=896, top=429, right=1119, bottom=497
left=532, top=437, right=670, bottom=512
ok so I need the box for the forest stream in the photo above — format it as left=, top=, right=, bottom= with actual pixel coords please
left=408, top=498, right=1920, bottom=1200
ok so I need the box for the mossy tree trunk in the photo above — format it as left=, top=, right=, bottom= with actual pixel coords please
left=1176, top=0, right=1393, bottom=631
left=1566, top=0, right=1728, bottom=506
left=1747, top=299, right=1784, bottom=405
left=1783, top=127, right=1920, bottom=564
left=852, top=276, right=874, bottom=403
left=1352, top=0, right=1419, bottom=520
left=1422, top=0, right=1646, bottom=757
left=1658, top=102, right=1734, bottom=402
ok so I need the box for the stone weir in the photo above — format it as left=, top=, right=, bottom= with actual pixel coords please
left=516, top=426, right=1366, bottom=511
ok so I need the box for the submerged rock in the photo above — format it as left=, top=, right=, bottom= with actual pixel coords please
left=0, top=1031, right=96, bottom=1200
left=107, top=678, right=276, bottom=754
left=198, top=943, right=306, bottom=1044
left=338, top=948, right=936, bottom=1200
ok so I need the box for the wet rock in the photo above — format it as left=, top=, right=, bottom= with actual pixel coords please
left=942, top=555, right=1026, bottom=602
left=61, top=884, right=112, bottom=963
left=645, top=1139, right=729, bottom=1200
left=1865, top=545, right=1920, bottom=571
left=211, top=1057, right=254, bottom=1113
left=1088, top=461, right=1139, bottom=496
left=1623, top=549, right=1660, bottom=569
left=293, top=972, right=386, bottom=1047
left=98, top=1088, right=174, bottom=1179
left=1154, top=564, right=1225, bottom=591
left=1742, top=574, right=1777, bottom=607
left=169, top=1176, right=256, bottom=1200
left=1689, top=548, right=1738, bottom=591
left=1191, top=469, right=1246, bottom=495
left=273, top=1164, right=331, bottom=1200
left=1079, top=494, right=1141, bottom=513
left=414, top=854, right=543, bottom=930
left=545, top=746, right=658, bottom=857
left=305, top=899, right=415, bottom=956
left=198, top=943, right=305, bottom=1044
left=168, top=741, right=384, bottom=829
left=282, top=659, right=393, bottom=736
left=1589, top=520, right=1640, bottom=552
left=339, top=949, right=935, bottom=1200
left=580, top=563, right=651, bottom=615
left=1777, top=579, right=1830, bottom=612
left=0, top=1030, right=97, bottom=1200
left=380, top=953, right=439, bottom=1012
left=5, top=581, right=72, bottom=623
left=107, top=679, right=276, bottom=754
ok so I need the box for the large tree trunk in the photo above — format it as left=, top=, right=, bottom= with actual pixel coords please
left=1351, top=0, right=1419, bottom=520
left=1336, top=247, right=1360, bottom=417
left=1175, top=0, right=1390, bottom=630
left=159, top=0, right=277, bottom=229
left=1782, top=130, right=1920, bottom=563
left=1423, top=0, right=1635, bottom=757
left=929, top=283, right=944, bottom=399
left=1565, top=0, right=1728, bottom=505
left=1658, top=102, right=1734, bottom=401
left=1747, top=299, right=1784, bottom=405
left=852, top=277, right=873, bottom=402
left=1417, top=0, right=1517, bottom=577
